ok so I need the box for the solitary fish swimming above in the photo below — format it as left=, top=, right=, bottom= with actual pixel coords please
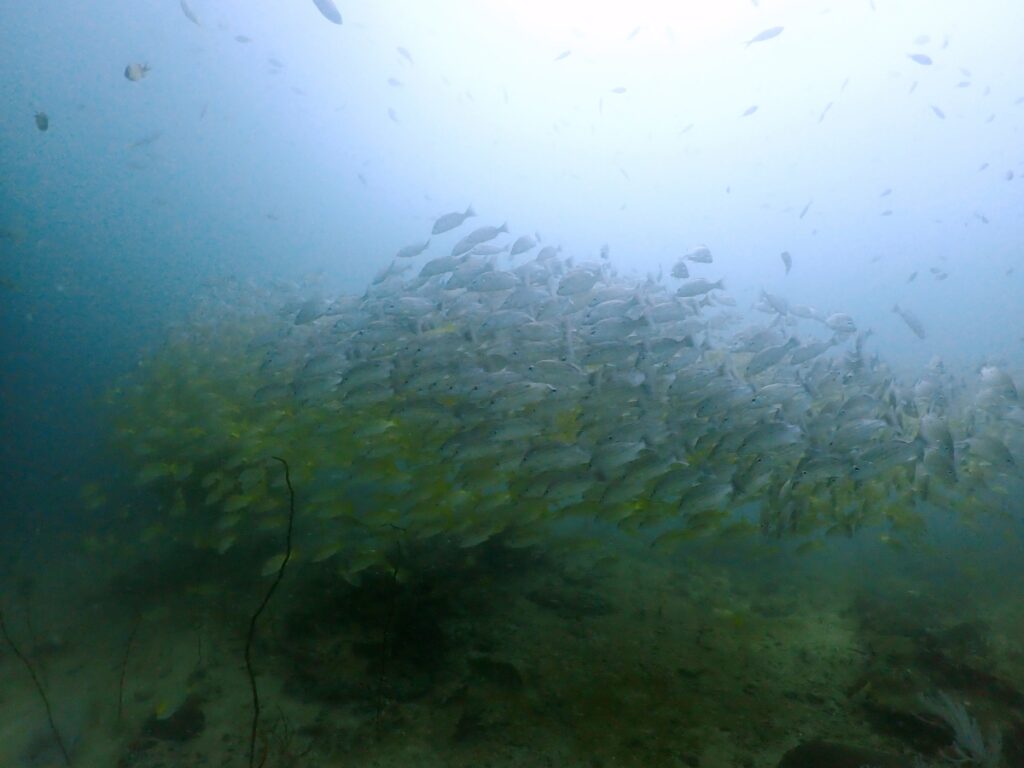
left=745, top=27, right=784, bottom=47
left=312, top=0, right=343, bottom=24
left=124, top=63, right=151, bottom=82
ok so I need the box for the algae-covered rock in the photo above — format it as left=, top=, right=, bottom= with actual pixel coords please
left=777, top=740, right=905, bottom=768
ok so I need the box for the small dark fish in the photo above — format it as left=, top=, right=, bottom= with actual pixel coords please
left=235, top=35, right=252, bottom=43
left=387, top=78, right=402, bottom=87
left=179, top=0, right=200, bottom=25
left=130, top=131, right=162, bottom=149
left=956, top=81, right=970, bottom=88
left=356, top=173, right=367, bottom=186
left=780, top=251, right=792, bottom=274
left=312, top=0, right=343, bottom=24
left=978, top=162, right=989, bottom=171
left=880, top=188, right=892, bottom=197
left=985, top=113, right=995, bottom=123
left=268, top=58, right=285, bottom=69
left=610, top=87, right=627, bottom=94
left=397, top=47, right=414, bottom=64
left=554, top=50, right=572, bottom=62
left=840, top=77, right=850, bottom=93
left=124, top=63, right=150, bottom=81
left=387, top=108, right=399, bottom=123
left=908, top=53, right=932, bottom=65
left=880, top=209, right=893, bottom=216
left=679, top=123, right=694, bottom=134
left=34, top=111, right=48, bottom=131
left=907, top=271, right=918, bottom=283
left=627, top=26, right=642, bottom=40
left=818, top=102, right=833, bottom=123
left=741, top=105, right=758, bottom=117
left=930, top=105, right=946, bottom=119
left=1016, top=96, right=1024, bottom=105
left=745, top=27, right=784, bottom=47
left=799, top=201, right=812, bottom=219
left=909, top=81, right=918, bottom=94
left=1007, top=170, right=1016, bottom=181
left=974, top=213, right=989, bottom=224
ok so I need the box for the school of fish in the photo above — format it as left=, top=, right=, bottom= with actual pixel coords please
left=113, top=211, right=1024, bottom=578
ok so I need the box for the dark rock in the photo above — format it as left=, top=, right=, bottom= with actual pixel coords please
left=141, top=696, right=205, bottom=742
left=468, top=656, right=524, bottom=690
left=917, top=645, right=1024, bottom=711
left=1004, top=717, right=1024, bottom=765
left=452, top=707, right=487, bottom=743
left=526, top=585, right=613, bottom=618
left=777, top=740, right=906, bottom=768
left=862, top=699, right=952, bottom=753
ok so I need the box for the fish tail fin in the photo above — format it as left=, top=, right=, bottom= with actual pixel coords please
left=466, top=205, right=475, bottom=217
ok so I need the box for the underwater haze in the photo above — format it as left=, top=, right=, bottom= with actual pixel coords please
left=1, top=1, right=1023, bottom=767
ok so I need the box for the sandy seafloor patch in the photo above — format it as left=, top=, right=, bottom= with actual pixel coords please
left=1, top=529, right=1022, bottom=768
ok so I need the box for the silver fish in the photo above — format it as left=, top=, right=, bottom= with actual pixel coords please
left=312, top=0, right=343, bottom=24
left=510, top=235, right=537, bottom=256
left=432, top=206, right=475, bottom=235
left=684, top=245, right=713, bottom=263
left=396, top=239, right=430, bottom=259
left=180, top=0, right=200, bottom=25
left=892, top=304, right=926, bottom=339
left=676, top=278, right=723, bottom=298
left=670, top=260, right=690, bottom=279
left=451, top=224, right=509, bottom=257
left=745, top=27, right=784, bottom=47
